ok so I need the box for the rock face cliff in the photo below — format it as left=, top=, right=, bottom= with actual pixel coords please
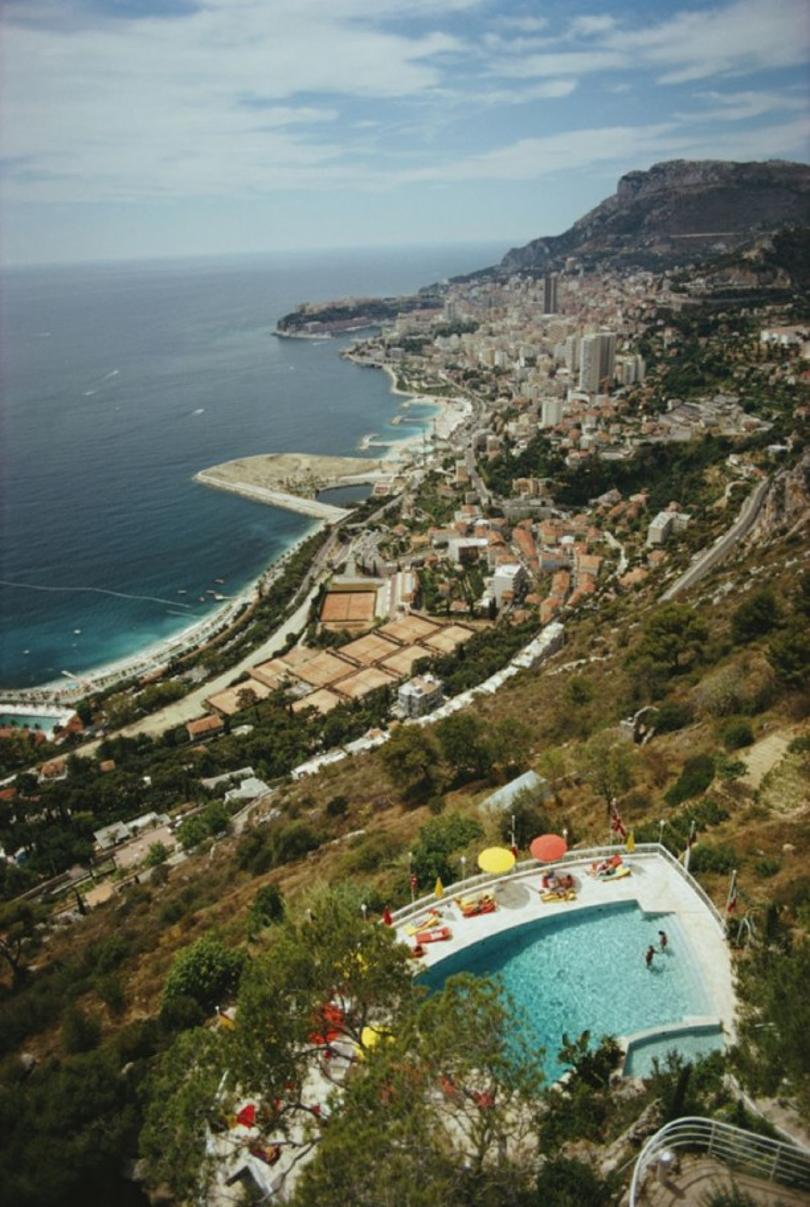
left=500, top=159, right=810, bottom=273
left=746, top=449, right=810, bottom=547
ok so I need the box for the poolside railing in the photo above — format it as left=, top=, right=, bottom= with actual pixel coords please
left=390, top=844, right=726, bottom=934
left=628, top=1115, right=810, bottom=1204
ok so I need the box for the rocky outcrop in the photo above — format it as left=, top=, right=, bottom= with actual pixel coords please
left=500, top=159, right=810, bottom=273
left=746, top=449, right=810, bottom=546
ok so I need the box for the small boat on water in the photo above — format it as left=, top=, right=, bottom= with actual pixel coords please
left=215, top=578, right=225, bottom=584
left=177, top=589, right=187, bottom=594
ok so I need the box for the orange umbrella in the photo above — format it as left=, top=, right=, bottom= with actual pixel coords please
left=530, top=833, right=568, bottom=862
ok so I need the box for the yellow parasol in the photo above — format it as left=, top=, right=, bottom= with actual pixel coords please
left=355, top=1025, right=393, bottom=1060
left=477, top=847, right=516, bottom=875
left=434, top=876, right=445, bottom=899
left=626, top=830, right=636, bottom=853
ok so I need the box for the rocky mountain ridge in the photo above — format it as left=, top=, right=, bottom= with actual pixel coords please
left=500, top=158, right=810, bottom=273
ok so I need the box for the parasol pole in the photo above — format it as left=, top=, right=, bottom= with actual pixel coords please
left=684, top=818, right=696, bottom=874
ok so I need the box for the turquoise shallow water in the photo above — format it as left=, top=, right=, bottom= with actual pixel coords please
left=419, top=902, right=711, bottom=1081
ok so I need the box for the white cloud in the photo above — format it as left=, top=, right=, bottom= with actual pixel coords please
left=489, top=0, right=810, bottom=85
left=618, top=0, right=810, bottom=84
left=569, top=16, right=618, bottom=37
left=474, top=80, right=578, bottom=105
left=496, top=16, right=549, bottom=33
left=679, top=90, right=808, bottom=122
left=0, top=0, right=470, bottom=203
left=394, top=114, right=810, bottom=185
left=495, top=50, right=626, bottom=79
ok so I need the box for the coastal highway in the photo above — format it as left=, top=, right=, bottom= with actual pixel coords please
left=660, top=476, right=770, bottom=602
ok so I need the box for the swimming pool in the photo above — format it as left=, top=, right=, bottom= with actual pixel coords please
left=418, top=901, right=713, bottom=1081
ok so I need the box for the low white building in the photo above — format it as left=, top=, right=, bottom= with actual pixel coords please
left=398, top=675, right=444, bottom=718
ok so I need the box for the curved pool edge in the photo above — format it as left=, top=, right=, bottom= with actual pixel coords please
left=396, top=850, right=737, bottom=1058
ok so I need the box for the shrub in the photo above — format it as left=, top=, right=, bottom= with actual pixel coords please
left=754, top=857, right=780, bottom=879
left=61, top=1005, right=101, bottom=1054
left=731, top=588, right=780, bottom=645
left=535, top=1156, right=618, bottom=1207
left=498, top=788, right=550, bottom=850
left=723, top=720, right=754, bottom=750
left=325, top=795, right=349, bottom=818
left=341, top=831, right=403, bottom=874
left=146, top=842, right=169, bottom=867
left=410, top=812, right=483, bottom=888
left=247, top=884, right=285, bottom=936
left=177, top=815, right=210, bottom=852
left=162, top=936, right=245, bottom=1016
left=665, top=754, right=715, bottom=806
left=690, top=844, right=737, bottom=874
left=270, top=820, right=321, bottom=866
left=654, top=700, right=694, bottom=733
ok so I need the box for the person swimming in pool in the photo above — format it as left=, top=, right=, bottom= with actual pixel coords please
left=659, top=930, right=668, bottom=951
left=645, top=945, right=656, bottom=969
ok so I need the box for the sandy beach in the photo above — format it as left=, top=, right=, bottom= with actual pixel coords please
left=0, top=526, right=320, bottom=706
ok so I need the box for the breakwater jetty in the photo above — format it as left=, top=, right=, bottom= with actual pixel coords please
left=194, top=452, right=400, bottom=521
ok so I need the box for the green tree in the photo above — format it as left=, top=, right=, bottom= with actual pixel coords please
left=295, top=973, right=544, bottom=1207
left=534, top=1156, right=618, bottom=1207
left=247, top=883, right=285, bottom=936
left=731, top=589, right=780, bottom=645
left=146, top=841, right=169, bottom=867
left=177, top=814, right=210, bottom=851
left=488, top=716, right=533, bottom=775
left=767, top=622, right=810, bottom=689
left=436, top=714, right=493, bottom=782
left=410, top=812, right=482, bottom=888
left=0, top=900, right=43, bottom=985
left=140, top=1027, right=228, bottom=1202
left=581, top=731, right=635, bottom=814
left=537, top=747, right=569, bottom=804
left=634, top=603, right=709, bottom=674
left=733, top=938, right=810, bottom=1116
left=382, top=726, right=442, bottom=800
left=162, top=935, right=245, bottom=1017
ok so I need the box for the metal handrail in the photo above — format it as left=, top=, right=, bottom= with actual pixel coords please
left=390, top=844, right=726, bottom=932
left=629, top=1115, right=810, bottom=1204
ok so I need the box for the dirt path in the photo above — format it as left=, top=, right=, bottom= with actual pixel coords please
left=741, top=729, right=794, bottom=789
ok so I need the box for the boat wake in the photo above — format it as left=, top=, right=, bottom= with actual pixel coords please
left=0, top=579, right=192, bottom=609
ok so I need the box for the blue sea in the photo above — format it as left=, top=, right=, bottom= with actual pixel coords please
left=0, top=243, right=505, bottom=688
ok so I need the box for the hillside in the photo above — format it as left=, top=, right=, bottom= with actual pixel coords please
left=500, top=159, right=810, bottom=273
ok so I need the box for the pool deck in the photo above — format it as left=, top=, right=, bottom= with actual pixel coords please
left=396, top=851, right=736, bottom=1053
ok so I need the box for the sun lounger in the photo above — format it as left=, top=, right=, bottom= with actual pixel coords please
left=541, top=889, right=577, bottom=903
left=405, top=910, right=444, bottom=935
left=414, top=925, right=452, bottom=944
left=454, top=894, right=497, bottom=918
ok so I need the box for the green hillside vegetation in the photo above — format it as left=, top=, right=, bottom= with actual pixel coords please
left=0, top=497, right=808, bottom=1203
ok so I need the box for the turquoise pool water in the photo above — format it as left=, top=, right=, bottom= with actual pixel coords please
left=419, top=902, right=712, bottom=1081
left=623, top=1024, right=725, bottom=1078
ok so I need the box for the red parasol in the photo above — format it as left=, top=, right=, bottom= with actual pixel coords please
left=382, top=905, right=393, bottom=926
left=530, top=833, right=568, bottom=863
left=236, top=1104, right=256, bottom=1128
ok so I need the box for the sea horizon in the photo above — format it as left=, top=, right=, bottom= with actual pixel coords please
left=0, top=241, right=507, bottom=690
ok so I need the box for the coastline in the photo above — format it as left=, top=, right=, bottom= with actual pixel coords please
left=0, top=525, right=320, bottom=705
left=2, top=346, right=468, bottom=707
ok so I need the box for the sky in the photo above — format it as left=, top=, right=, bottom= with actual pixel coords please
left=2, top=0, right=809, bottom=265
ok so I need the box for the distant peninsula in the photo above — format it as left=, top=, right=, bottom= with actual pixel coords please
left=274, top=293, right=441, bottom=338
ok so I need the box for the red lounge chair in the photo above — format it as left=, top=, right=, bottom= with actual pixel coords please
left=414, top=926, right=452, bottom=943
